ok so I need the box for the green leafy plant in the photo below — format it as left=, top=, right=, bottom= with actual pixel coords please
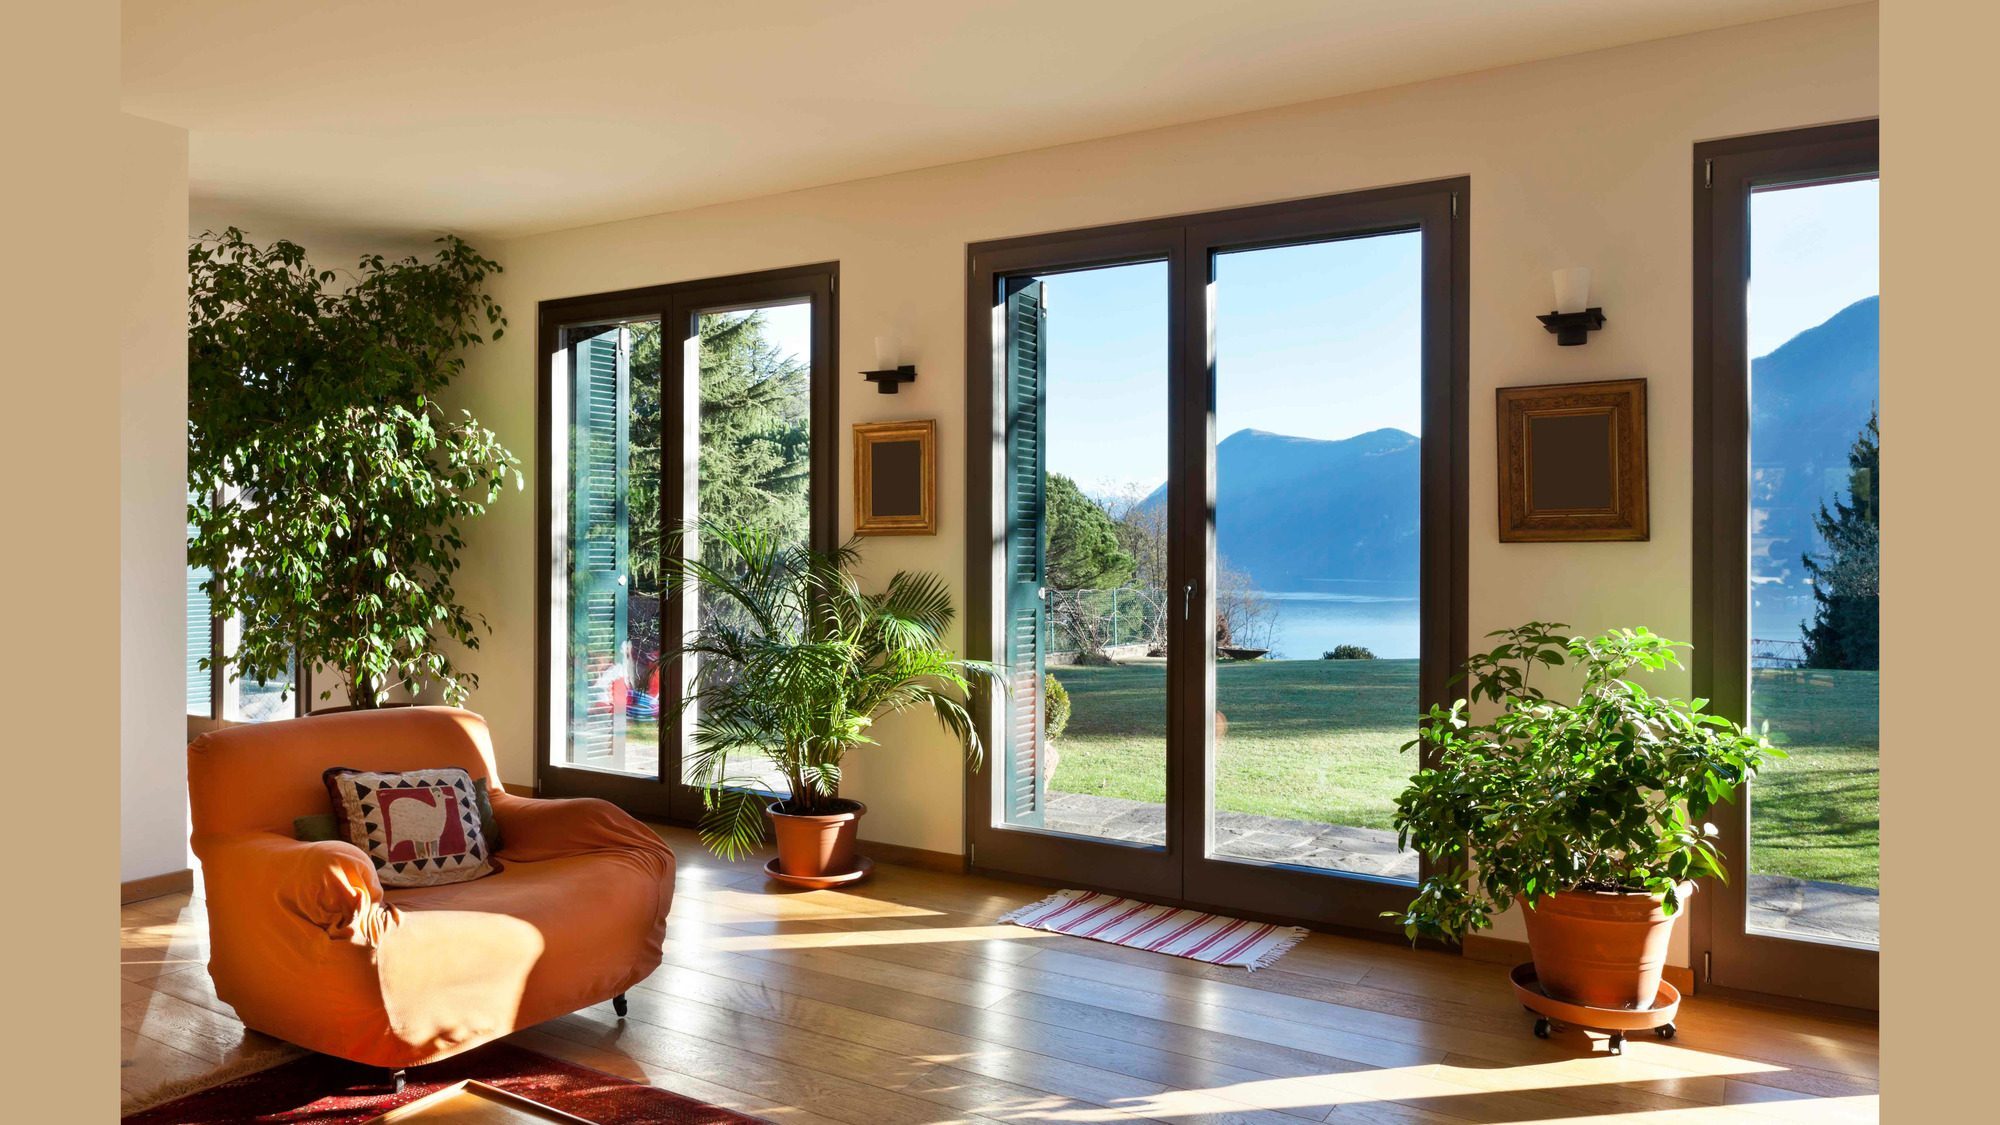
left=667, top=525, right=1003, bottom=858
left=1323, top=644, right=1376, bottom=660
left=187, top=229, right=519, bottom=708
left=1044, top=672, right=1072, bottom=742
left=1387, top=622, right=1782, bottom=942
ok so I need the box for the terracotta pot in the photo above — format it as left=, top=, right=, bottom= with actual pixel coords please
left=1519, top=884, right=1689, bottom=1009
left=768, top=799, right=867, bottom=878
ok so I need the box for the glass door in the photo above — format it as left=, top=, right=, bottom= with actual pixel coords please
left=551, top=316, right=654, bottom=779
left=1179, top=190, right=1462, bottom=932
left=969, top=227, right=1186, bottom=900
left=1695, top=122, right=1878, bottom=1010
left=968, top=183, right=1464, bottom=934
left=539, top=266, right=836, bottom=819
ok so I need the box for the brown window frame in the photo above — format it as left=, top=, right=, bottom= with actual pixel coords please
left=533, top=262, right=840, bottom=821
left=1691, top=119, right=1879, bottom=1014
left=963, top=180, right=1468, bottom=937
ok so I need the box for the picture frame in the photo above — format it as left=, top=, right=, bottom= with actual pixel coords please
left=1496, top=378, right=1648, bottom=542
left=853, top=419, right=936, bottom=536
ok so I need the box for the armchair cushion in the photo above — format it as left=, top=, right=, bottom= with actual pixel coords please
left=323, top=766, right=495, bottom=887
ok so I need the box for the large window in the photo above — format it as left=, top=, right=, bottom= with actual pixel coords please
left=539, top=265, right=836, bottom=819
left=968, top=182, right=1464, bottom=932
left=1695, top=121, right=1878, bottom=1010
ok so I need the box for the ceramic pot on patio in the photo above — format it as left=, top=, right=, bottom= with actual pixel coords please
left=768, top=799, right=867, bottom=879
left=1519, top=883, right=1689, bottom=1009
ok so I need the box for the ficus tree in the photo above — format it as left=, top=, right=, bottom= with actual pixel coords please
left=187, top=228, right=520, bottom=709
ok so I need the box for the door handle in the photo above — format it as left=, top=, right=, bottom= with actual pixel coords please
left=1183, top=582, right=1196, bottom=620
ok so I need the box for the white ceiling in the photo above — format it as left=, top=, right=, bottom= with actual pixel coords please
left=126, top=0, right=1857, bottom=240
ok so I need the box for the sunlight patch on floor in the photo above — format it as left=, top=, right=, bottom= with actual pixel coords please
left=701, top=924, right=1058, bottom=952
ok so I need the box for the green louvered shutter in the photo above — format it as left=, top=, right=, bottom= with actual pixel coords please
left=1002, top=279, right=1048, bottom=827
left=570, top=327, right=631, bottom=767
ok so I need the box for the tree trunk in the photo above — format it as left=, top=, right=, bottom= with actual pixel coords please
left=345, top=670, right=380, bottom=709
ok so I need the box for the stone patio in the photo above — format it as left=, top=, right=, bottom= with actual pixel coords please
left=1042, top=791, right=1880, bottom=946
left=1043, top=792, right=1418, bottom=880
left=1746, top=874, right=1879, bottom=946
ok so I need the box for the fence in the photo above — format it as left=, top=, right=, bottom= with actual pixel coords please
left=1751, top=638, right=1808, bottom=669
left=1048, top=586, right=1167, bottom=662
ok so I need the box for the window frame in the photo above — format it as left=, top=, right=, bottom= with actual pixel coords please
left=963, top=180, right=1468, bottom=935
left=534, top=262, right=840, bottom=821
left=1691, top=119, right=1879, bottom=1013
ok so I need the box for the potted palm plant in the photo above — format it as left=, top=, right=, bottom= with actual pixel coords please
left=1389, top=623, right=1781, bottom=1009
left=665, top=526, right=1000, bottom=884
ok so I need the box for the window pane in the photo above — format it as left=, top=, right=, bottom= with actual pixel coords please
left=186, top=495, right=212, bottom=715
left=1746, top=176, right=1879, bottom=947
left=1006, top=261, right=1171, bottom=843
left=220, top=612, right=294, bottom=722
left=1210, top=232, right=1422, bottom=880
left=677, top=302, right=815, bottom=796
left=554, top=319, right=657, bottom=775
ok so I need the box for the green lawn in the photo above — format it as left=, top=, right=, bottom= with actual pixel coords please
left=1747, top=668, right=1879, bottom=887
left=1049, top=660, right=1878, bottom=888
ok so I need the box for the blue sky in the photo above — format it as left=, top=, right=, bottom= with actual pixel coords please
left=753, top=299, right=813, bottom=368
left=1043, top=231, right=1423, bottom=496
left=1750, top=176, right=1878, bottom=357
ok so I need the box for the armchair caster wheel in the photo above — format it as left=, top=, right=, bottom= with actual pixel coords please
left=1532, top=1018, right=1551, bottom=1039
left=612, top=992, right=628, bottom=1018
left=388, top=1068, right=408, bottom=1094
left=1607, top=1032, right=1625, bottom=1054
left=1655, top=1023, right=1677, bottom=1040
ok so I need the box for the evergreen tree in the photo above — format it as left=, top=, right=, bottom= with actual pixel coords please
left=1045, top=473, right=1136, bottom=590
left=1800, top=411, right=1879, bottom=670
left=624, top=312, right=810, bottom=669
left=625, top=312, right=810, bottom=589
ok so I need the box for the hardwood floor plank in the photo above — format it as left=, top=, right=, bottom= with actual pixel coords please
left=511, top=1026, right=849, bottom=1125
left=632, top=951, right=1338, bottom=1122
left=120, top=1026, right=224, bottom=1101
left=113, top=828, right=1877, bottom=1123
left=689, top=865, right=1878, bottom=1101
left=538, top=1004, right=1009, bottom=1125
left=120, top=987, right=282, bottom=1069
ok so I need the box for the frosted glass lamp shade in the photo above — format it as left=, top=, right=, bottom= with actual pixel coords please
left=1552, top=268, right=1592, bottom=315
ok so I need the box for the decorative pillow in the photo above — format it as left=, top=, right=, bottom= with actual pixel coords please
left=322, top=767, right=496, bottom=887
left=295, top=782, right=504, bottom=852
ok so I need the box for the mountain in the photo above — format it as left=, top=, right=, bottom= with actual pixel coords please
left=1142, top=427, right=1420, bottom=591
left=1749, top=295, right=1879, bottom=640
left=1122, top=295, right=1877, bottom=617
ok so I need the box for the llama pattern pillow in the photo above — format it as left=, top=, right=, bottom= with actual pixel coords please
left=322, top=766, right=495, bottom=887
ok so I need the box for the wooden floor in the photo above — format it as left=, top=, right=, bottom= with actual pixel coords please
left=122, top=825, right=1879, bottom=1122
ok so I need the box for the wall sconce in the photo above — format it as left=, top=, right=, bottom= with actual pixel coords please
left=1537, top=267, right=1605, bottom=346
left=862, top=334, right=917, bottom=394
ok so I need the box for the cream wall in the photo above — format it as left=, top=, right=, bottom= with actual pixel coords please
left=448, top=4, right=1877, bottom=947
left=119, top=113, right=193, bottom=883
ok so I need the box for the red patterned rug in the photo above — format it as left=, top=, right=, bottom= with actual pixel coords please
left=123, top=1041, right=763, bottom=1124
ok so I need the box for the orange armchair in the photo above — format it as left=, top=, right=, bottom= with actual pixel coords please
left=187, top=707, right=675, bottom=1072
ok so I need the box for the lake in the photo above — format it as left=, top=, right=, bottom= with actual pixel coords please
left=1258, top=584, right=1420, bottom=660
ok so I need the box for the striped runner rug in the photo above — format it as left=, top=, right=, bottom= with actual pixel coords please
left=1000, top=889, right=1307, bottom=970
